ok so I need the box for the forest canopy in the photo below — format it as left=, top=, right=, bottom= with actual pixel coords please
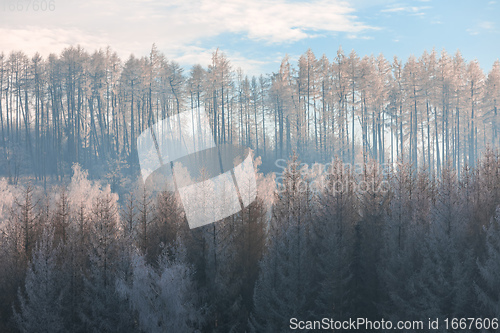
left=1, top=45, right=499, bottom=189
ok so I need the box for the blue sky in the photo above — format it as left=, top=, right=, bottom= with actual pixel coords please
left=1, top=0, right=498, bottom=75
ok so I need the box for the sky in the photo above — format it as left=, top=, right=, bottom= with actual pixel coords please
left=0, top=0, right=499, bottom=76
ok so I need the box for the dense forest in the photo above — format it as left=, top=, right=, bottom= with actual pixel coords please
left=1, top=45, right=500, bottom=187
left=2, top=154, right=500, bottom=332
left=1, top=45, right=500, bottom=332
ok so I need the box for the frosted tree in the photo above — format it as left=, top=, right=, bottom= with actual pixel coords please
left=207, top=49, right=233, bottom=144
left=419, top=49, right=438, bottom=172
left=251, top=156, right=314, bottom=332
left=475, top=206, right=500, bottom=318
left=0, top=180, right=26, bottom=332
left=117, top=244, right=202, bottom=333
left=120, top=55, right=143, bottom=156
left=484, top=60, right=500, bottom=148
left=347, top=50, right=360, bottom=164
left=358, top=55, right=376, bottom=163
left=250, top=76, right=261, bottom=154
left=315, top=54, right=331, bottom=159
left=371, top=54, right=391, bottom=164
left=311, top=158, right=358, bottom=319
left=148, top=189, right=185, bottom=263
left=60, top=46, right=88, bottom=166
left=79, top=190, right=134, bottom=332
left=53, top=187, right=71, bottom=245
left=389, top=56, right=405, bottom=164
left=121, top=192, right=137, bottom=242
left=14, top=229, right=65, bottom=333
left=350, top=160, right=390, bottom=319
left=11, top=183, right=41, bottom=264
left=378, top=163, right=427, bottom=321
left=270, top=56, right=297, bottom=158
left=201, top=156, right=268, bottom=332
left=451, top=51, right=467, bottom=175
left=435, top=50, right=452, bottom=174
left=67, top=164, right=104, bottom=219
left=403, top=55, right=422, bottom=169
left=136, top=183, right=155, bottom=259
left=416, top=166, right=474, bottom=320
left=466, top=59, right=485, bottom=167
left=297, top=49, right=319, bottom=154
left=225, top=198, right=267, bottom=331
left=163, top=60, right=185, bottom=118
left=66, top=163, right=117, bottom=259
left=469, top=149, right=500, bottom=256
left=0, top=178, right=20, bottom=227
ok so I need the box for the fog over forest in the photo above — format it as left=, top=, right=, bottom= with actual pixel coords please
left=1, top=46, right=500, bottom=332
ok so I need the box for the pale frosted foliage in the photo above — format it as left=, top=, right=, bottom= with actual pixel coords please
left=14, top=230, right=65, bottom=333
left=251, top=157, right=313, bottom=332
left=0, top=178, right=21, bottom=228
left=68, top=164, right=118, bottom=221
left=475, top=207, right=500, bottom=318
left=251, top=213, right=311, bottom=333
left=254, top=155, right=276, bottom=215
left=117, top=248, right=201, bottom=333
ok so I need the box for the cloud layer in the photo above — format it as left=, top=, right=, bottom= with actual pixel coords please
left=0, top=0, right=372, bottom=73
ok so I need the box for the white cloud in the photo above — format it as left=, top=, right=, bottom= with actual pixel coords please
left=346, top=34, right=374, bottom=40
left=173, top=46, right=268, bottom=77
left=381, top=5, right=430, bottom=15
left=0, top=27, right=110, bottom=57
left=479, top=21, right=495, bottom=31
left=0, top=0, right=375, bottom=74
left=467, top=21, right=497, bottom=36
left=381, top=7, right=406, bottom=12
left=466, top=28, right=479, bottom=36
